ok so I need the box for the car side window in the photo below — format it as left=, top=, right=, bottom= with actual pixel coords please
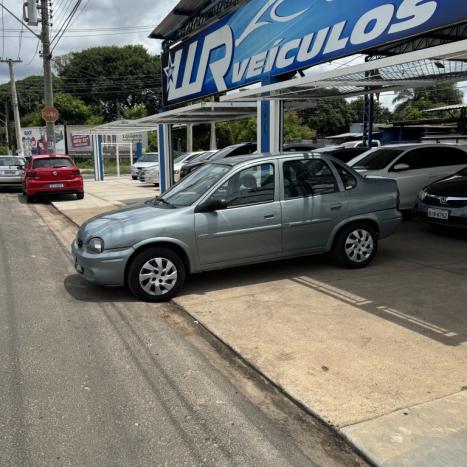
left=434, top=147, right=467, bottom=166
left=211, top=163, right=275, bottom=207
left=283, top=159, right=338, bottom=199
left=391, top=148, right=436, bottom=171
left=333, top=163, right=358, bottom=190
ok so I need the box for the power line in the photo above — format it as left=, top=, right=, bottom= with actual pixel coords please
left=51, top=0, right=82, bottom=50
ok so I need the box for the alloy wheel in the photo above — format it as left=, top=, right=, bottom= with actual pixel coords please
left=345, top=229, right=374, bottom=263
left=139, top=257, right=178, bottom=296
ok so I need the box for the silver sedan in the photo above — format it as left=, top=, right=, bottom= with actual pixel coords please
left=0, top=156, right=26, bottom=188
left=73, top=153, right=402, bottom=302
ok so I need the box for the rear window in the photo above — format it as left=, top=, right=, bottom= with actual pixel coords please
left=352, top=149, right=404, bottom=170
left=459, top=167, right=467, bottom=176
left=33, top=157, right=74, bottom=169
left=0, top=157, right=23, bottom=166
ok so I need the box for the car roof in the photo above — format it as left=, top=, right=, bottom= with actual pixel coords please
left=210, top=151, right=323, bottom=167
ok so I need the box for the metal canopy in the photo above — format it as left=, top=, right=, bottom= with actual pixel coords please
left=426, top=104, right=467, bottom=112
left=133, top=101, right=257, bottom=125
left=221, top=40, right=467, bottom=103
left=82, top=120, right=158, bottom=136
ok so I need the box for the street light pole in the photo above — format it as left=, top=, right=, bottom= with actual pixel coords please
left=4, top=103, right=11, bottom=155
left=41, top=0, right=56, bottom=154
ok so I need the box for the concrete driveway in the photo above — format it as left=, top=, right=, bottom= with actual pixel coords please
left=48, top=178, right=467, bottom=465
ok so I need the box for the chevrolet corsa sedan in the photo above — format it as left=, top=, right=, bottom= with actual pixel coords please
left=72, top=153, right=401, bottom=302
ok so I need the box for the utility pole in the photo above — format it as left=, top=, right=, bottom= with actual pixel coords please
left=1, top=59, right=24, bottom=156
left=4, top=103, right=11, bottom=155
left=40, top=0, right=56, bottom=154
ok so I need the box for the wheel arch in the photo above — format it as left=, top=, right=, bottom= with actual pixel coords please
left=124, top=239, right=192, bottom=286
left=326, top=217, right=380, bottom=252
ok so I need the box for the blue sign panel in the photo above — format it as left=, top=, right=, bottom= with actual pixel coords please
left=162, top=0, right=467, bottom=105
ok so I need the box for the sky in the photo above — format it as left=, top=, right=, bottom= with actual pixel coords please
left=0, top=0, right=175, bottom=82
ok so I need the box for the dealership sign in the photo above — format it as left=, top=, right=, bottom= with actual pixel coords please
left=162, top=0, right=467, bottom=105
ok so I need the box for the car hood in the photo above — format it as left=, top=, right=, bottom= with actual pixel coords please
left=78, top=201, right=184, bottom=248
left=427, top=173, right=467, bottom=197
left=353, top=168, right=386, bottom=177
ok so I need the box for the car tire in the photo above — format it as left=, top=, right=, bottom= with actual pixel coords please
left=127, top=247, right=186, bottom=302
left=332, top=223, right=378, bottom=269
left=76, top=192, right=84, bottom=200
left=26, top=195, right=35, bottom=203
left=132, top=176, right=138, bottom=180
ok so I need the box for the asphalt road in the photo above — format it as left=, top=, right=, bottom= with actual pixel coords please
left=0, top=192, right=366, bottom=467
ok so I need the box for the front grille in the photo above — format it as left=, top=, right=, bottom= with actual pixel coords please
left=424, top=194, right=467, bottom=208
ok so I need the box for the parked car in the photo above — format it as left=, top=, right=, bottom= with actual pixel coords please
left=340, top=140, right=381, bottom=148
left=139, top=165, right=160, bottom=185
left=72, top=152, right=401, bottom=302
left=0, top=156, right=26, bottom=188
left=348, top=144, right=467, bottom=210
left=283, top=142, right=321, bottom=152
left=179, top=142, right=257, bottom=179
left=131, top=153, right=159, bottom=180
left=314, top=146, right=369, bottom=163
left=415, top=166, right=467, bottom=229
left=23, top=154, right=84, bottom=203
left=174, top=151, right=216, bottom=182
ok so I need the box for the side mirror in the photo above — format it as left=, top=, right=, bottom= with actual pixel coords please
left=393, top=163, right=410, bottom=172
left=195, top=198, right=227, bottom=213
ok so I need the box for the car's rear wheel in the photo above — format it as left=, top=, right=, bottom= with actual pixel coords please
left=128, top=247, right=186, bottom=302
left=26, top=194, right=35, bottom=203
left=76, top=192, right=84, bottom=200
left=333, top=223, right=378, bottom=268
left=132, top=176, right=138, bottom=180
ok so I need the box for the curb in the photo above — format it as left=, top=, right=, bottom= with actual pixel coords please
left=170, top=300, right=377, bottom=467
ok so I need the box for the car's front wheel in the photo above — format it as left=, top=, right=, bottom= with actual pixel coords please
left=132, top=176, right=138, bottom=180
left=332, top=223, right=378, bottom=268
left=127, top=247, right=186, bottom=302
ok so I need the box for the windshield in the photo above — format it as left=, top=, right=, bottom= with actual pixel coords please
left=351, top=149, right=404, bottom=170
left=187, top=151, right=218, bottom=165
left=33, top=157, right=73, bottom=168
left=0, top=157, right=23, bottom=166
left=174, top=152, right=205, bottom=164
left=459, top=167, right=467, bottom=176
left=160, top=163, right=231, bottom=207
left=139, top=153, right=158, bottom=163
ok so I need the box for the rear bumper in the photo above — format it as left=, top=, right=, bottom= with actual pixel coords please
left=379, top=214, right=403, bottom=239
left=26, top=177, right=83, bottom=196
left=0, top=176, right=22, bottom=187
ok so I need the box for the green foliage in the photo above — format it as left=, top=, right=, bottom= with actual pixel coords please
left=54, top=45, right=162, bottom=121
left=283, top=112, right=315, bottom=142
left=392, top=84, right=463, bottom=122
left=348, top=97, right=393, bottom=124
left=299, top=95, right=355, bottom=137
left=217, top=118, right=257, bottom=147
left=122, top=103, right=148, bottom=120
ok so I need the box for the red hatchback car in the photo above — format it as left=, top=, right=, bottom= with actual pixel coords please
left=23, top=155, right=84, bottom=203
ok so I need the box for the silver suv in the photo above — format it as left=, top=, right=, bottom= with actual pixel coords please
left=72, top=153, right=401, bottom=302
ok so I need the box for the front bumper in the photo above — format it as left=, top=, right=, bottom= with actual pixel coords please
left=71, top=239, right=134, bottom=286
left=415, top=202, right=467, bottom=229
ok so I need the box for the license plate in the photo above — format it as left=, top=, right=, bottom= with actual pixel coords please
left=49, top=183, right=64, bottom=188
left=428, top=208, right=449, bottom=220
left=4, top=170, right=16, bottom=175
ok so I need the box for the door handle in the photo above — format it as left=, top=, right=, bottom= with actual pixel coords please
left=264, top=213, right=275, bottom=219
left=330, top=203, right=342, bottom=211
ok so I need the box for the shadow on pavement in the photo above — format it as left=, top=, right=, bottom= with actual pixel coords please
left=64, top=274, right=137, bottom=303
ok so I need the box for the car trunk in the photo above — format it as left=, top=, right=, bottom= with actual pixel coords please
left=33, top=167, right=77, bottom=181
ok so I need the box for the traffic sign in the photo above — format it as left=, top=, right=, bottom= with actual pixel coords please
left=42, top=106, right=59, bottom=123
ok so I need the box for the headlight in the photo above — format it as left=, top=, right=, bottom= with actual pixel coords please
left=88, top=237, right=104, bottom=253
left=419, top=189, right=428, bottom=201
left=175, top=169, right=180, bottom=175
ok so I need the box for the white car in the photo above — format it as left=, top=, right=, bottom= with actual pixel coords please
left=340, top=140, right=381, bottom=149
left=131, top=153, right=159, bottom=180
left=348, top=144, right=467, bottom=210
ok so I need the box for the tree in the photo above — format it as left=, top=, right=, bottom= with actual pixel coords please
left=55, top=45, right=162, bottom=121
left=392, top=84, right=463, bottom=122
left=300, top=95, right=354, bottom=137
left=348, top=97, right=393, bottom=124
left=20, top=92, right=94, bottom=126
